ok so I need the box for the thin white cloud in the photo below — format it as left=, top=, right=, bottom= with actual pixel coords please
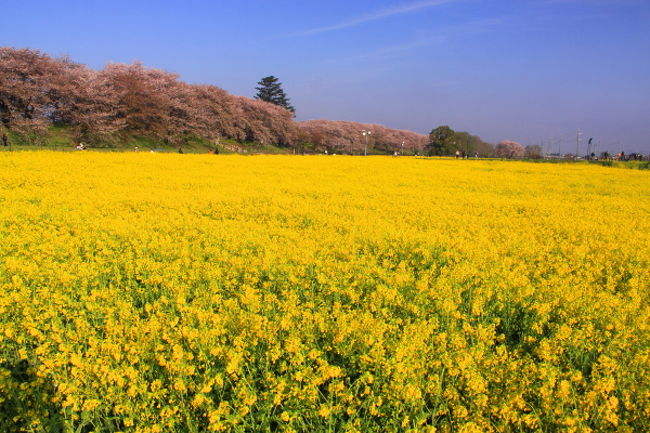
left=319, top=16, right=507, bottom=65
left=542, top=0, right=640, bottom=4
left=287, top=0, right=459, bottom=37
left=373, top=16, right=506, bottom=56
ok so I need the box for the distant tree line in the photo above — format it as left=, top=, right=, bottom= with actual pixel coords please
left=0, top=48, right=430, bottom=151
left=298, top=120, right=428, bottom=155
left=3, top=47, right=548, bottom=157
left=0, top=48, right=298, bottom=147
left=425, top=125, right=547, bottom=159
left=426, top=125, right=495, bottom=157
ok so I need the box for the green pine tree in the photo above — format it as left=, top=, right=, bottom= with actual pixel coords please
left=427, top=125, right=457, bottom=156
left=255, top=76, right=295, bottom=113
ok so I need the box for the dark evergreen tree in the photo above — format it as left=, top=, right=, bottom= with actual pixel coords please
left=255, top=76, right=295, bottom=113
left=426, top=125, right=457, bottom=156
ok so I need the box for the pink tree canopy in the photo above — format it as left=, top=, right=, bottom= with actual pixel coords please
left=495, top=140, right=525, bottom=158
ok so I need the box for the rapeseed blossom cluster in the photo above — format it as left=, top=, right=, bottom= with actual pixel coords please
left=0, top=152, right=648, bottom=432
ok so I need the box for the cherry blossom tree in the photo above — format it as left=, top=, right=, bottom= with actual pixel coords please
left=0, top=47, right=427, bottom=150
left=495, top=140, right=525, bottom=158
left=297, top=120, right=427, bottom=154
left=0, top=48, right=62, bottom=142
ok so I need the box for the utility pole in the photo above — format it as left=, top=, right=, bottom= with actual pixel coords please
left=587, top=137, right=595, bottom=160
left=576, top=129, right=582, bottom=159
left=362, top=130, right=371, bottom=156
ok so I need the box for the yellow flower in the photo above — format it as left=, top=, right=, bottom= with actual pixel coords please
left=1, top=153, right=648, bottom=432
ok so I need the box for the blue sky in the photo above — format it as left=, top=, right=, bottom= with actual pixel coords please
left=3, top=0, right=650, bottom=153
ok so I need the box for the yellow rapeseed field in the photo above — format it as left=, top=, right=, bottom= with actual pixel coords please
left=0, top=152, right=649, bottom=433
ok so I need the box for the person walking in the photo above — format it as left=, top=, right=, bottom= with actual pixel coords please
left=1, top=133, right=7, bottom=147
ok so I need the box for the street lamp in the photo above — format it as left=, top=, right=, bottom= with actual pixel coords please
left=362, top=130, right=371, bottom=156
left=401, top=141, right=405, bottom=156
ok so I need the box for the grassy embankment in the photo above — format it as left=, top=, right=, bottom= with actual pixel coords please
left=1, top=125, right=648, bottom=168
left=0, top=125, right=292, bottom=154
